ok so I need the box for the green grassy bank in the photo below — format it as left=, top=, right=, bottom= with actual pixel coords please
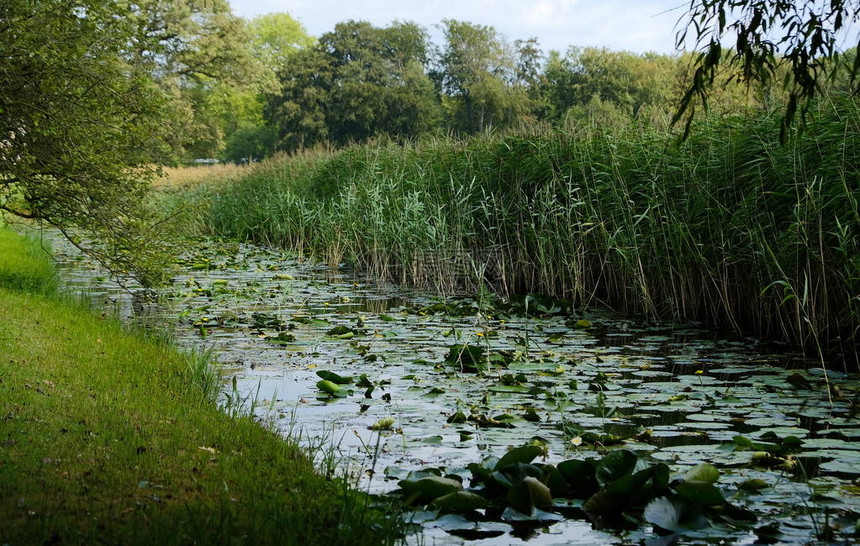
left=0, top=228, right=399, bottom=545
left=175, top=97, right=860, bottom=370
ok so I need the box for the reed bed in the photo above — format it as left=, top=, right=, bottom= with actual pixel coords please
left=192, top=96, right=859, bottom=370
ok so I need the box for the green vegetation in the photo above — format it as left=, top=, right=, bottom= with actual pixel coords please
left=5, top=1, right=856, bottom=285
left=172, top=96, right=859, bottom=370
left=392, top=445, right=753, bottom=534
left=0, top=229, right=56, bottom=294
left=0, top=0, right=266, bottom=285
left=0, top=227, right=400, bottom=545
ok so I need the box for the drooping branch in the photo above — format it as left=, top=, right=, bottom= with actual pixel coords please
left=675, top=0, right=860, bottom=140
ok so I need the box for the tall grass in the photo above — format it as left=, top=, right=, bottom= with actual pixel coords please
left=192, top=96, right=859, bottom=370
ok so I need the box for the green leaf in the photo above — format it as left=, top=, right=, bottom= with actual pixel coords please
left=431, top=491, right=489, bottom=512
left=595, top=449, right=637, bottom=487
left=316, top=380, right=347, bottom=397
left=495, top=445, right=545, bottom=471
left=738, top=478, right=769, bottom=491
left=507, top=476, right=552, bottom=514
left=557, top=459, right=599, bottom=498
left=399, top=476, right=462, bottom=504
left=539, top=464, right=569, bottom=497
left=675, top=481, right=725, bottom=506
left=684, top=463, right=719, bottom=484
left=315, top=370, right=353, bottom=384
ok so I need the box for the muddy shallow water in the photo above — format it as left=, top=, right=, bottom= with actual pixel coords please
left=53, top=237, right=860, bottom=544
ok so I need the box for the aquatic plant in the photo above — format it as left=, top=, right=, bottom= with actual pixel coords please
left=192, top=96, right=859, bottom=370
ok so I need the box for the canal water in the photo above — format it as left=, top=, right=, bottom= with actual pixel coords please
left=52, top=236, right=860, bottom=544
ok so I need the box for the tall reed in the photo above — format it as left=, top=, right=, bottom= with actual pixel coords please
left=195, top=96, right=859, bottom=370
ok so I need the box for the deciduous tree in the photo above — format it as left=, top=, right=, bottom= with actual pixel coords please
left=436, top=20, right=534, bottom=133
left=267, top=20, right=439, bottom=152
left=0, top=0, right=259, bottom=284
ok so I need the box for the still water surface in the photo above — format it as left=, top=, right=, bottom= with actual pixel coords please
left=53, top=237, right=860, bottom=544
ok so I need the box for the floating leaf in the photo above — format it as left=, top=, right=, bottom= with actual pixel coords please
left=738, top=478, right=769, bottom=491
left=399, top=476, right=462, bottom=504
left=355, top=374, right=373, bottom=388
left=522, top=408, right=541, bottom=422
left=595, top=449, right=637, bottom=487
left=316, top=370, right=353, bottom=384
left=787, top=372, right=813, bottom=390
left=539, top=464, right=569, bottom=497
left=675, top=481, right=725, bottom=506
left=507, top=476, right=553, bottom=513
left=495, top=445, right=545, bottom=470
left=446, top=411, right=467, bottom=424
left=684, top=463, right=720, bottom=484
left=557, top=459, right=599, bottom=498
left=316, top=380, right=347, bottom=397
left=431, top=491, right=489, bottom=512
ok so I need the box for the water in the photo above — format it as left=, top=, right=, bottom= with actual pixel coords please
left=52, top=236, right=860, bottom=544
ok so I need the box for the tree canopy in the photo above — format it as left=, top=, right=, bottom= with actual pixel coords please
left=0, top=0, right=262, bottom=284
left=266, top=20, right=439, bottom=152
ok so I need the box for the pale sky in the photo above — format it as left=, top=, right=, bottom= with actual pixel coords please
left=228, top=0, right=691, bottom=55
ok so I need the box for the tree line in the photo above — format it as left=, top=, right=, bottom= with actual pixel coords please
left=228, top=17, right=754, bottom=162
left=213, top=12, right=858, bottom=163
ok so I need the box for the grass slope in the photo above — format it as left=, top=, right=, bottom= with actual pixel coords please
left=0, top=228, right=397, bottom=545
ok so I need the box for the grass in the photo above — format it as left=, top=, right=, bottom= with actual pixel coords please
left=0, top=227, right=402, bottom=545
left=156, top=163, right=253, bottom=190
left=177, top=95, right=859, bottom=371
left=0, top=227, right=57, bottom=294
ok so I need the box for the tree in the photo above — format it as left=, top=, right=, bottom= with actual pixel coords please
left=1, top=0, right=257, bottom=284
left=435, top=20, right=535, bottom=133
left=1, top=0, right=174, bottom=285
left=267, top=20, right=439, bottom=152
left=214, top=13, right=313, bottom=162
left=676, top=0, right=860, bottom=138
left=540, top=47, right=684, bottom=127
left=266, top=47, right=333, bottom=152
left=247, top=12, right=316, bottom=88
left=124, top=0, right=264, bottom=162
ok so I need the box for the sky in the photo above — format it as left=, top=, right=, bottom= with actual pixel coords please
left=227, top=0, right=692, bottom=55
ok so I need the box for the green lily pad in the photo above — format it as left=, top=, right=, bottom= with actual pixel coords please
left=431, top=491, right=489, bottom=512
left=399, top=476, right=463, bottom=504
left=507, top=476, right=553, bottom=513
left=315, top=370, right=353, bottom=384
left=595, top=449, right=637, bottom=486
left=495, top=444, right=545, bottom=470
left=675, top=481, right=725, bottom=506
left=684, top=463, right=720, bottom=484
left=316, top=380, right=347, bottom=397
